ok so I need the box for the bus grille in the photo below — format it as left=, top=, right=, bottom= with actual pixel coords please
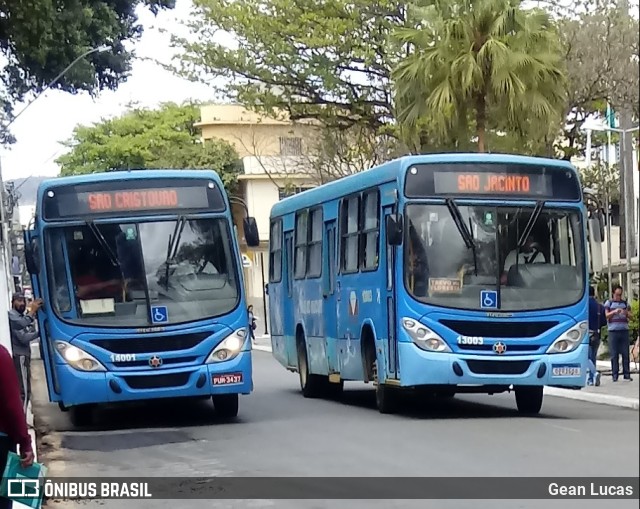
left=466, top=360, right=531, bottom=375
left=91, top=333, right=210, bottom=354
left=112, top=356, right=198, bottom=368
left=123, top=372, right=192, bottom=389
left=440, top=320, right=557, bottom=338
left=457, top=344, right=540, bottom=352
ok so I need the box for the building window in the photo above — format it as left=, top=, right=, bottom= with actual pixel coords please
left=307, top=208, right=323, bottom=278
left=361, top=191, right=379, bottom=270
left=340, top=195, right=360, bottom=273
left=294, top=211, right=308, bottom=279
left=279, top=137, right=303, bottom=156
left=269, top=219, right=283, bottom=283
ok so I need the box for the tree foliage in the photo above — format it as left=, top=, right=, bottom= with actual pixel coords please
left=0, top=0, right=176, bottom=142
left=579, top=161, right=621, bottom=205
left=554, top=0, right=640, bottom=159
left=172, top=0, right=413, bottom=133
left=56, top=102, right=242, bottom=190
left=393, top=0, right=566, bottom=153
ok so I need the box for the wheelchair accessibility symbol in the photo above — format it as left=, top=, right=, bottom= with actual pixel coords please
left=151, top=306, right=169, bottom=324
left=480, top=290, right=498, bottom=309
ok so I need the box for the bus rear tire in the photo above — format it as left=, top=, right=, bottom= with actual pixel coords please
left=69, top=404, right=93, bottom=427
left=297, top=340, right=324, bottom=398
left=515, top=386, right=543, bottom=415
left=213, top=394, right=239, bottom=418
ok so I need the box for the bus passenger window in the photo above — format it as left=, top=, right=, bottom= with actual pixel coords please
left=341, top=196, right=359, bottom=272
left=294, top=211, right=308, bottom=279
left=307, top=209, right=322, bottom=278
left=361, top=192, right=379, bottom=270
left=269, top=220, right=283, bottom=282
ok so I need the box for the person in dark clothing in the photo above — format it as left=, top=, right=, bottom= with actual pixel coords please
left=0, top=344, right=35, bottom=509
left=8, top=292, right=42, bottom=412
left=587, top=286, right=606, bottom=386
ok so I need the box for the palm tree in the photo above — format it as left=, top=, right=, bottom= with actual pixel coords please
left=392, top=0, right=566, bottom=152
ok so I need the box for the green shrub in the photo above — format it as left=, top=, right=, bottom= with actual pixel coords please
left=630, top=299, right=639, bottom=340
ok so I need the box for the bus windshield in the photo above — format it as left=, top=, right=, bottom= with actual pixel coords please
left=45, top=218, right=239, bottom=327
left=404, top=203, right=585, bottom=312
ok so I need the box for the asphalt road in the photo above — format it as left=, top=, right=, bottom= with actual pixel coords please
left=33, top=351, right=639, bottom=509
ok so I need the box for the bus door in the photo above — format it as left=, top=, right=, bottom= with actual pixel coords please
left=283, top=230, right=297, bottom=367
left=382, top=205, right=398, bottom=379
left=322, top=219, right=339, bottom=374
left=23, top=229, right=62, bottom=403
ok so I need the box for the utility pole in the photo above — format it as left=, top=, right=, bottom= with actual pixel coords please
left=619, top=110, right=637, bottom=297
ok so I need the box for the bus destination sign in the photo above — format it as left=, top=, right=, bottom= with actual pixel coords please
left=433, top=171, right=551, bottom=196
left=44, top=179, right=226, bottom=220
left=404, top=163, right=581, bottom=201
left=86, top=188, right=185, bottom=212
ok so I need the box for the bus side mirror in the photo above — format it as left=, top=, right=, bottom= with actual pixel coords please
left=24, top=238, right=40, bottom=275
left=264, top=283, right=269, bottom=296
left=243, top=217, right=260, bottom=247
left=588, top=218, right=603, bottom=273
left=386, top=215, right=403, bottom=246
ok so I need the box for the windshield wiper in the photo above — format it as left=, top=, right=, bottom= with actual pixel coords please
left=445, top=199, right=478, bottom=276
left=86, top=221, right=120, bottom=269
left=516, top=200, right=545, bottom=249
left=164, top=216, right=187, bottom=289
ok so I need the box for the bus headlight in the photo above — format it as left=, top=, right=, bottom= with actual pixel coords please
left=54, top=341, right=106, bottom=372
left=546, top=321, right=588, bottom=354
left=205, top=329, right=247, bottom=363
left=402, top=318, right=451, bottom=353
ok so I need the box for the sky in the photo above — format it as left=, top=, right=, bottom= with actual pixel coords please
left=0, top=0, right=221, bottom=182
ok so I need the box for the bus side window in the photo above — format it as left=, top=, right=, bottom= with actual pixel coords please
left=269, top=220, right=283, bottom=283
left=341, top=196, right=360, bottom=273
left=360, top=191, right=379, bottom=271
left=294, top=211, right=308, bottom=279
left=46, top=230, right=72, bottom=313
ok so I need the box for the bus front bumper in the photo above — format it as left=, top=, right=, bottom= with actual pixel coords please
left=396, top=342, right=589, bottom=389
left=55, top=351, right=253, bottom=407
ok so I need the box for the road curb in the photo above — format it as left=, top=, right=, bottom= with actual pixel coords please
left=544, top=387, right=639, bottom=410
left=253, top=344, right=273, bottom=353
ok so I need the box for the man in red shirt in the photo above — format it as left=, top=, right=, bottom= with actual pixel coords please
left=0, top=344, right=34, bottom=509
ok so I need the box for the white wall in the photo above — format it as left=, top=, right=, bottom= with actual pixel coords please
left=245, top=179, right=281, bottom=240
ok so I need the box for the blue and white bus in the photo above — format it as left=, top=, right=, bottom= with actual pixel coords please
left=24, top=169, right=260, bottom=425
left=266, top=154, right=604, bottom=415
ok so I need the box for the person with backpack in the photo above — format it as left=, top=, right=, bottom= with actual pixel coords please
left=587, top=286, right=606, bottom=386
left=604, top=285, right=633, bottom=382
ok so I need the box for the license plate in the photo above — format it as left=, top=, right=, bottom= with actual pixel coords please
left=552, top=364, right=581, bottom=377
left=212, top=373, right=243, bottom=385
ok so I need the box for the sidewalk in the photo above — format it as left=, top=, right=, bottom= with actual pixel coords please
left=252, top=336, right=639, bottom=410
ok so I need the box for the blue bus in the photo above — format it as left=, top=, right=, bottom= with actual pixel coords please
left=23, top=169, right=260, bottom=425
left=266, top=154, right=604, bottom=415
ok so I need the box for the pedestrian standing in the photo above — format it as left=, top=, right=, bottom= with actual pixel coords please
left=0, top=344, right=35, bottom=509
left=247, top=305, right=257, bottom=343
left=587, top=286, right=605, bottom=386
left=8, top=293, right=43, bottom=411
left=603, top=285, right=633, bottom=382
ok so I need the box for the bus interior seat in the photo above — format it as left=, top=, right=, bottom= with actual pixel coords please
left=507, top=264, right=580, bottom=289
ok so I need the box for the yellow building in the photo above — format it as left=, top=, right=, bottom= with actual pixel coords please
left=195, top=103, right=319, bottom=329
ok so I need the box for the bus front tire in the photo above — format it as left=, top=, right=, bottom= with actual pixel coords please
left=373, top=360, right=398, bottom=414
left=213, top=394, right=239, bottom=418
left=297, top=341, right=324, bottom=398
left=69, top=404, right=93, bottom=427
left=514, top=386, right=543, bottom=415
